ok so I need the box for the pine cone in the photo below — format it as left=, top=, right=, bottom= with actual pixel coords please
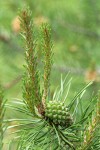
left=45, top=101, right=73, bottom=127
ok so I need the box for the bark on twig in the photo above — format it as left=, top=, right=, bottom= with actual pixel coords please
left=3, top=75, right=22, bottom=90
left=0, top=33, right=23, bottom=52
left=58, top=19, right=100, bottom=40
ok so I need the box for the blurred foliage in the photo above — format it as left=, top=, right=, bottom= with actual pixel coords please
left=0, top=1, right=100, bottom=148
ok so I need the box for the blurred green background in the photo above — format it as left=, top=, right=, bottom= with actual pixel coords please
left=0, top=0, right=100, bottom=148
left=1, top=0, right=100, bottom=98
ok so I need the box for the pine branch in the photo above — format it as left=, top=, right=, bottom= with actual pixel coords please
left=0, top=86, right=5, bottom=149
left=8, top=6, right=100, bottom=150
left=41, top=24, right=53, bottom=107
left=19, top=8, right=44, bottom=116
left=80, top=92, right=100, bottom=150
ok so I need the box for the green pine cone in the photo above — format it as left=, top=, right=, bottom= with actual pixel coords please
left=45, top=101, right=73, bottom=127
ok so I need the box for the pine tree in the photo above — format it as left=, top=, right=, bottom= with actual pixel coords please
left=5, top=7, right=100, bottom=150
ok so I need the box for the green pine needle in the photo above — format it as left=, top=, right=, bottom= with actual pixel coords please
left=41, top=23, right=53, bottom=108
left=19, top=7, right=44, bottom=116
left=0, top=85, right=6, bottom=149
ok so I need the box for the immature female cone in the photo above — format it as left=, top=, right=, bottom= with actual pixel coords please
left=45, top=101, right=73, bottom=127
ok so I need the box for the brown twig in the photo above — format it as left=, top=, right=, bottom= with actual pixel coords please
left=58, top=19, right=100, bottom=40
left=0, top=33, right=23, bottom=52
left=3, top=75, right=22, bottom=90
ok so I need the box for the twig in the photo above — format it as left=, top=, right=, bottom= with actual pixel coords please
left=3, top=75, right=22, bottom=90
left=58, top=19, right=100, bottom=40
left=0, top=33, right=23, bottom=52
